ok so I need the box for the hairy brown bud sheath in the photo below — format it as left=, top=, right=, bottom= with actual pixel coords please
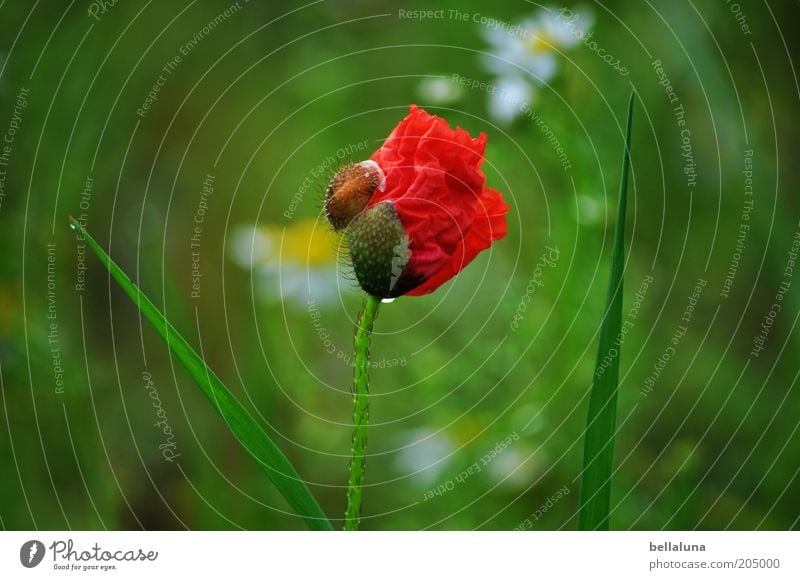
left=325, top=161, right=385, bottom=231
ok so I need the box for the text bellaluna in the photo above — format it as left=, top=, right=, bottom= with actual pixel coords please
left=650, top=541, right=706, bottom=552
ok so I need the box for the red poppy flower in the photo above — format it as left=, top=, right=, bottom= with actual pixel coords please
left=325, top=105, right=509, bottom=298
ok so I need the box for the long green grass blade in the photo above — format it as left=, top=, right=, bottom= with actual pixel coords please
left=578, top=94, right=634, bottom=531
left=69, top=217, right=332, bottom=531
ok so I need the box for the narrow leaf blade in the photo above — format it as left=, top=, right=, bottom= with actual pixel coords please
left=578, top=94, right=634, bottom=531
left=69, top=217, right=332, bottom=531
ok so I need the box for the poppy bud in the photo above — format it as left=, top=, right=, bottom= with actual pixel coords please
left=325, top=160, right=386, bottom=231
left=346, top=201, right=418, bottom=298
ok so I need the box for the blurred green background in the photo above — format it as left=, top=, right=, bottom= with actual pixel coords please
left=1, top=0, right=798, bottom=530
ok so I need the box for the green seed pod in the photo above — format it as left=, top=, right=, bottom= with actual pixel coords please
left=346, top=201, right=417, bottom=298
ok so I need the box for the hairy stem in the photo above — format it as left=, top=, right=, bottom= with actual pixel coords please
left=344, top=293, right=381, bottom=531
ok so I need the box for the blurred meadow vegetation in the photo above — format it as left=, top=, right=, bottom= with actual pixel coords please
left=1, top=0, right=798, bottom=530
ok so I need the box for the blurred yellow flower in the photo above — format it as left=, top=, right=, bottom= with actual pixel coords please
left=228, top=218, right=344, bottom=304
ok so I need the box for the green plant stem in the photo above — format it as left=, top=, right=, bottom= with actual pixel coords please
left=344, top=293, right=381, bottom=531
left=578, top=94, right=634, bottom=531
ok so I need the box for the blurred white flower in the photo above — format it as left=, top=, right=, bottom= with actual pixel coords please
left=228, top=224, right=274, bottom=267
left=395, top=428, right=456, bottom=485
left=482, top=7, right=593, bottom=81
left=228, top=218, right=344, bottom=305
left=480, top=6, right=594, bottom=124
left=481, top=27, right=558, bottom=84
left=416, top=76, right=465, bottom=105
left=487, top=75, right=535, bottom=126
left=576, top=193, right=603, bottom=226
left=486, top=448, right=544, bottom=489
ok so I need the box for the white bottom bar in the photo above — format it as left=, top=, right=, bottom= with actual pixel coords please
left=1, top=531, right=798, bottom=578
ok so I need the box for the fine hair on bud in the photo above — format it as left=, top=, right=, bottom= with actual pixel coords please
left=346, top=201, right=420, bottom=298
left=325, top=160, right=386, bottom=231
